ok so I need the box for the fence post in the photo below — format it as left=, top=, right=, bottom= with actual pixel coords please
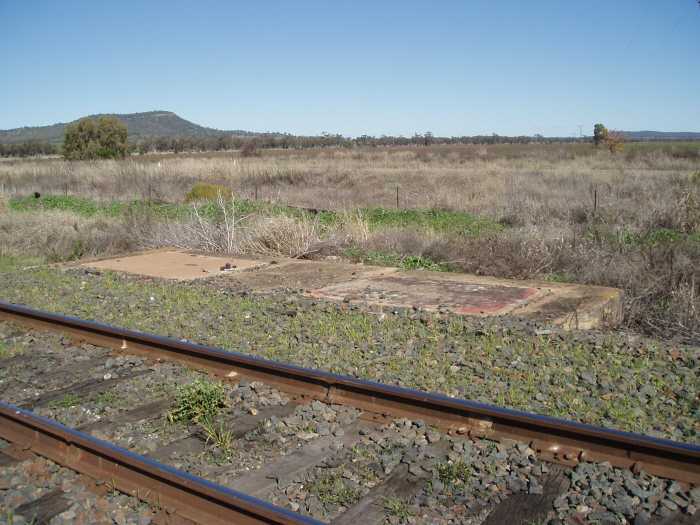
left=594, top=189, right=597, bottom=212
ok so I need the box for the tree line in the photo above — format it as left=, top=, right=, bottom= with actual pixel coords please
left=0, top=116, right=133, bottom=159
left=4, top=118, right=692, bottom=159
left=135, top=132, right=586, bottom=155
left=0, top=139, right=59, bottom=158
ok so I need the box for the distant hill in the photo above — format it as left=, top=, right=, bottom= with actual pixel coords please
left=622, top=131, right=700, bottom=139
left=2, top=114, right=698, bottom=144
left=0, top=111, right=272, bottom=144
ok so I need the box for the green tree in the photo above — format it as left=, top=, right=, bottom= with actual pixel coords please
left=62, top=116, right=132, bottom=160
left=593, top=124, right=608, bottom=147
left=96, top=116, right=131, bottom=159
left=62, top=117, right=99, bottom=160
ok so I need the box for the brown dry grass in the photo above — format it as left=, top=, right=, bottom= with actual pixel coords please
left=0, top=209, right=131, bottom=261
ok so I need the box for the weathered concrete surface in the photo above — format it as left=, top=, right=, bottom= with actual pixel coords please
left=82, top=249, right=265, bottom=279
left=80, top=249, right=621, bottom=330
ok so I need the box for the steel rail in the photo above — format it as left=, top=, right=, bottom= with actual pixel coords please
left=2, top=301, right=700, bottom=485
left=0, top=402, right=323, bottom=525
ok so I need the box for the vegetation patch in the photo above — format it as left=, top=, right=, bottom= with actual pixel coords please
left=361, top=208, right=501, bottom=237
left=2, top=143, right=700, bottom=341
left=343, top=249, right=451, bottom=272
left=199, top=414, right=236, bottom=456
left=0, top=340, right=23, bottom=359
left=166, top=377, right=226, bottom=424
left=437, top=458, right=472, bottom=487
left=382, top=494, right=414, bottom=521
left=54, top=392, right=83, bottom=408
left=10, top=195, right=124, bottom=218
left=309, top=469, right=362, bottom=508
left=184, top=183, right=232, bottom=204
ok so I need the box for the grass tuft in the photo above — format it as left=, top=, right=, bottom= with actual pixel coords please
left=198, top=414, right=236, bottom=455
left=309, top=469, right=362, bottom=508
left=166, top=378, right=226, bottom=424
left=381, top=493, right=414, bottom=520
left=437, top=457, right=472, bottom=487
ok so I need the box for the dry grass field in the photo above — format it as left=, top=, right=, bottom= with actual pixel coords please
left=1, top=143, right=699, bottom=341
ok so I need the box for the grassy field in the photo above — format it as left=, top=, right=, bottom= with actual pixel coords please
left=1, top=142, right=699, bottom=341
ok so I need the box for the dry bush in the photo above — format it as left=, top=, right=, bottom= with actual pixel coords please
left=333, top=210, right=370, bottom=244
left=125, top=193, right=243, bottom=253
left=127, top=205, right=369, bottom=260
left=240, top=215, right=321, bottom=258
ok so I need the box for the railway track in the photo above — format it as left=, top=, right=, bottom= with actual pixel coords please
left=0, top=301, right=699, bottom=525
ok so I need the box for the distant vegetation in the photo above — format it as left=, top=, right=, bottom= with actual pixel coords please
left=0, top=110, right=267, bottom=145
left=0, top=139, right=58, bottom=158
left=593, top=124, right=629, bottom=154
left=2, top=111, right=698, bottom=159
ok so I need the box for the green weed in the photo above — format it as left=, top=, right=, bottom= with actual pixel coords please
left=133, top=487, right=162, bottom=514
left=88, top=389, right=119, bottom=404
left=0, top=340, right=23, bottom=359
left=107, top=477, right=119, bottom=496
left=360, top=207, right=501, bottom=237
left=297, top=420, right=317, bottom=433
left=55, top=392, right=83, bottom=408
left=309, top=470, right=361, bottom=507
left=437, top=458, right=472, bottom=487
left=343, top=249, right=451, bottom=272
left=10, top=195, right=123, bottom=218
left=199, top=414, right=236, bottom=455
left=381, top=493, right=414, bottom=521
left=166, top=378, right=226, bottom=424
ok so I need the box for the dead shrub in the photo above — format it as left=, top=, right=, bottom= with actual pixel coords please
left=333, top=210, right=370, bottom=244
left=124, top=193, right=245, bottom=253
left=241, top=214, right=322, bottom=259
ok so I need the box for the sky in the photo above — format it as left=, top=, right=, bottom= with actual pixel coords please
left=1, top=1, right=699, bottom=138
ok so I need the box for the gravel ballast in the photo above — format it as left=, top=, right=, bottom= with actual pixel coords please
left=1, top=265, right=697, bottom=445
left=1, top=264, right=700, bottom=524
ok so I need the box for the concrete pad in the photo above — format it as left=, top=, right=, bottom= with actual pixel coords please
left=314, top=273, right=543, bottom=315
left=81, top=249, right=266, bottom=280
left=78, top=249, right=621, bottom=330
left=314, top=269, right=621, bottom=330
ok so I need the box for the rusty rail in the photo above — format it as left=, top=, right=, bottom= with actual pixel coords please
left=2, top=301, right=700, bottom=485
left=0, top=402, right=322, bottom=525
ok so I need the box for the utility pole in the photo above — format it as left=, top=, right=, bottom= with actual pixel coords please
left=578, top=125, right=584, bottom=143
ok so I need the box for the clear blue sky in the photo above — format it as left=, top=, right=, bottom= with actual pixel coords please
left=1, top=1, right=698, bottom=138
